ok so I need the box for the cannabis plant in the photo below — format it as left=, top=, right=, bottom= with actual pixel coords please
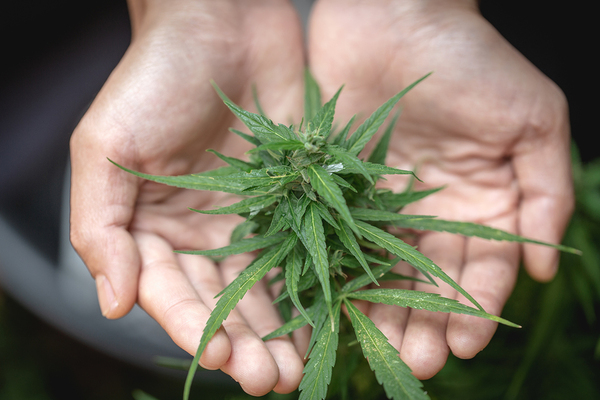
left=111, top=72, right=578, bottom=400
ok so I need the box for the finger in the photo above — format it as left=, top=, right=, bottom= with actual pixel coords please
left=69, top=129, right=140, bottom=319
left=179, top=251, right=280, bottom=396
left=367, top=260, right=414, bottom=352
left=447, top=214, right=520, bottom=359
left=134, top=231, right=231, bottom=370
left=513, top=92, right=574, bottom=281
left=219, top=254, right=304, bottom=395
left=400, top=232, right=465, bottom=380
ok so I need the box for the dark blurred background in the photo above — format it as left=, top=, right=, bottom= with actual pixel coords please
left=1, top=1, right=598, bottom=399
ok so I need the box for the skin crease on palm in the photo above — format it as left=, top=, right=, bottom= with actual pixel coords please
left=68, top=0, right=574, bottom=396
left=309, top=0, right=573, bottom=380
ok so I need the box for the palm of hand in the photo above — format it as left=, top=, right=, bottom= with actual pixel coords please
left=70, top=1, right=306, bottom=395
left=308, top=1, right=572, bottom=379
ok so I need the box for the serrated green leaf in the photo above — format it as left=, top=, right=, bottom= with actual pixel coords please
left=380, top=186, right=445, bottom=210
left=367, top=111, right=400, bottom=165
left=326, top=145, right=374, bottom=184
left=313, top=201, right=340, bottom=229
left=251, top=83, right=267, bottom=117
left=273, top=268, right=317, bottom=304
left=230, top=220, right=259, bottom=243
left=354, top=220, right=484, bottom=311
left=175, top=232, right=287, bottom=256
left=299, top=301, right=341, bottom=400
left=345, top=73, right=431, bottom=156
left=341, top=258, right=400, bottom=293
left=309, top=86, right=342, bottom=139
left=206, top=149, right=256, bottom=172
left=184, top=233, right=297, bottom=399
left=331, top=114, right=356, bottom=146
left=347, top=289, right=520, bottom=328
left=304, top=69, right=322, bottom=123
left=109, top=159, right=263, bottom=195
left=189, top=195, right=278, bottom=216
left=247, top=140, right=305, bottom=153
left=229, top=128, right=262, bottom=146
left=262, top=307, right=315, bottom=341
left=349, top=208, right=435, bottom=222
left=306, top=164, right=359, bottom=236
left=330, top=173, right=357, bottom=192
left=302, top=202, right=332, bottom=306
left=344, top=299, right=428, bottom=400
left=339, top=162, right=419, bottom=180
left=394, top=218, right=581, bottom=255
left=285, top=244, right=314, bottom=326
left=212, top=81, right=296, bottom=143
left=218, top=166, right=297, bottom=191
left=264, top=200, right=291, bottom=237
left=335, top=219, right=378, bottom=285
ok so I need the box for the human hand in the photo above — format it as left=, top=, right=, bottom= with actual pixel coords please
left=308, top=0, right=573, bottom=379
left=69, top=0, right=307, bottom=395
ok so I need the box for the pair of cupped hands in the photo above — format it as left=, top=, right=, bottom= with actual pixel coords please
left=69, top=0, right=573, bottom=396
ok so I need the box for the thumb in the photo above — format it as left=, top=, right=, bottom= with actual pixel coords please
left=69, top=122, right=141, bottom=318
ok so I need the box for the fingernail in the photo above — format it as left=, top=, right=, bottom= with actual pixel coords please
left=96, top=275, right=118, bottom=317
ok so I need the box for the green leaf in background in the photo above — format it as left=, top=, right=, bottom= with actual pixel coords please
left=304, top=69, right=322, bottom=123
left=299, top=301, right=341, bottom=400
left=344, top=299, right=428, bottom=400
left=367, top=111, right=400, bottom=165
left=331, top=114, right=356, bottom=146
left=345, top=73, right=431, bottom=156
